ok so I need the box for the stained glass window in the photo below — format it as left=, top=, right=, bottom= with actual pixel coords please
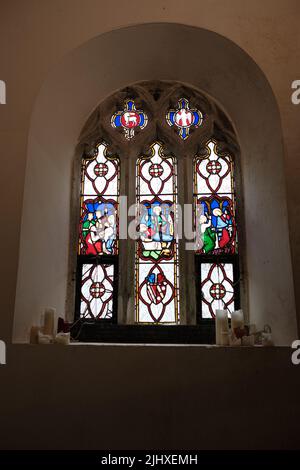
left=79, top=142, right=119, bottom=256
left=200, top=262, right=235, bottom=318
left=194, top=140, right=240, bottom=319
left=79, top=263, right=115, bottom=320
left=194, top=140, right=237, bottom=255
left=73, top=82, right=243, bottom=342
left=76, top=142, right=119, bottom=320
left=135, top=142, right=180, bottom=324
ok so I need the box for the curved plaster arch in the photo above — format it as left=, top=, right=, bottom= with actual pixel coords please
left=13, top=23, right=296, bottom=344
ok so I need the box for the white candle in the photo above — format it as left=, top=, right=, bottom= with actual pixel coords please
left=29, top=326, right=40, bottom=344
left=248, top=323, right=257, bottom=335
left=43, top=307, right=56, bottom=336
left=38, top=331, right=52, bottom=344
left=54, top=332, right=70, bottom=345
left=231, top=309, right=244, bottom=332
left=215, top=309, right=229, bottom=345
left=241, top=335, right=255, bottom=346
left=220, top=331, right=229, bottom=346
left=229, top=332, right=241, bottom=346
left=262, top=333, right=274, bottom=346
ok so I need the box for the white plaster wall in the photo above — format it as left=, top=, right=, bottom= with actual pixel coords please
left=13, top=24, right=296, bottom=344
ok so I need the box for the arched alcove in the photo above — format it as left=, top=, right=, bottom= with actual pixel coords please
left=13, top=23, right=296, bottom=345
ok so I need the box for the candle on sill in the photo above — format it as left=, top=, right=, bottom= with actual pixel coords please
left=241, top=334, right=255, bottom=346
left=220, top=331, right=229, bottom=346
left=29, top=326, right=40, bottom=344
left=231, top=309, right=244, bottom=333
left=229, top=332, right=241, bottom=346
left=38, top=331, right=52, bottom=344
left=43, top=308, right=55, bottom=336
left=248, top=323, right=257, bottom=335
left=262, top=332, right=274, bottom=346
left=55, top=332, right=70, bottom=345
left=215, top=309, right=229, bottom=345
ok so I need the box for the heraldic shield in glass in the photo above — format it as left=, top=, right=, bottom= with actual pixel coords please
left=194, top=140, right=237, bottom=255
left=135, top=142, right=180, bottom=324
left=78, top=142, right=119, bottom=319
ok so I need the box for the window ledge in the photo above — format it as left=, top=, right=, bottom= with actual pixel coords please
left=71, top=323, right=216, bottom=344
left=14, top=341, right=276, bottom=348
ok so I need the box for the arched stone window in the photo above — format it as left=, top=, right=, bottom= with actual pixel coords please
left=71, top=81, right=245, bottom=342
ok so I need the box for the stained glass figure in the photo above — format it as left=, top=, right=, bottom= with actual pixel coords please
left=166, top=98, right=203, bottom=140
left=80, top=263, right=114, bottom=319
left=111, top=99, right=148, bottom=140
left=79, top=142, right=119, bottom=256
left=194, top=140, right=237, bottom=255
left=137, top=201, right=175, bottom=262
left=200, top=263, right=235, bottom=318
left=135, top=142, right=179, bottom=324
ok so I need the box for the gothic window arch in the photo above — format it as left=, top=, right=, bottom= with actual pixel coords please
left=71, top=81, right=244, bottom=342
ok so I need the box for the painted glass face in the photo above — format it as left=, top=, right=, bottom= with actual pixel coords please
left=135, top=142, right=179, bottom=324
